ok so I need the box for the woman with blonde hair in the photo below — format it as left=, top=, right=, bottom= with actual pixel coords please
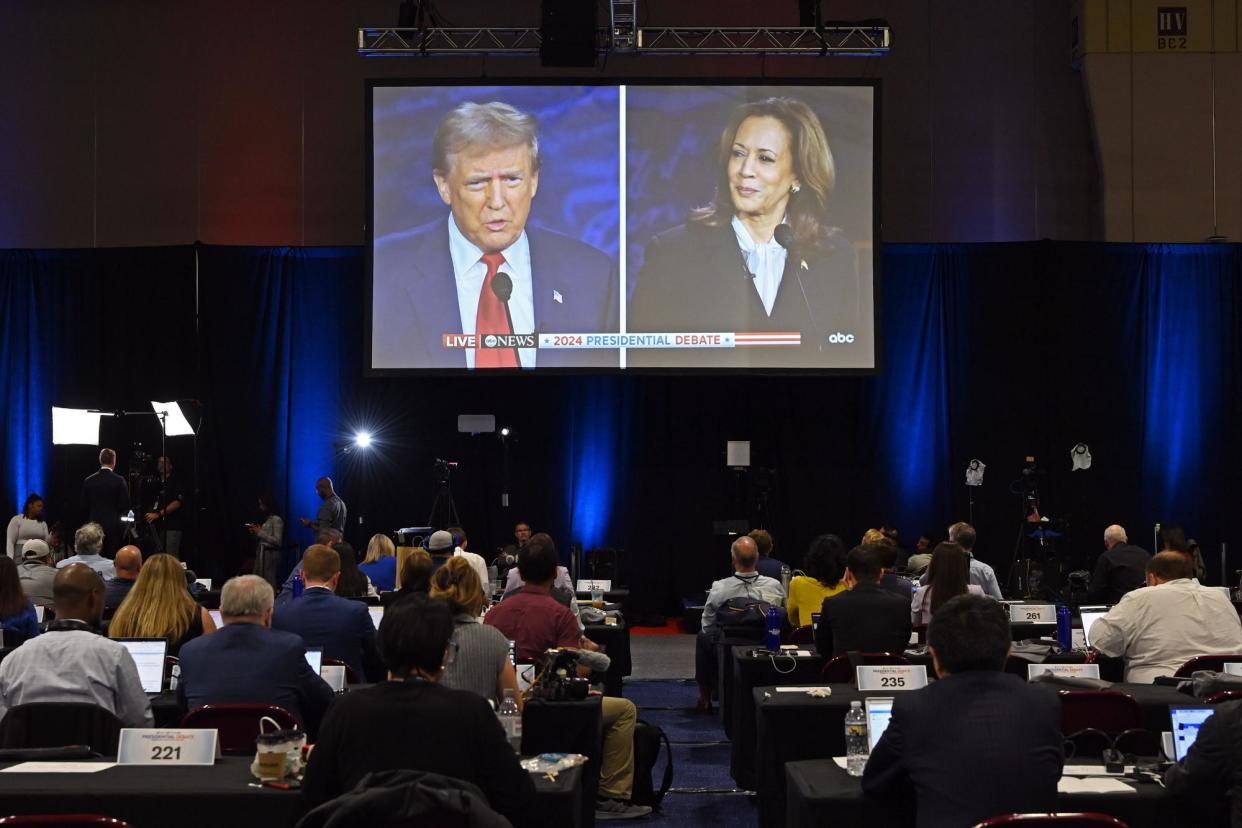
left=109, top=553, right=215, bottom=655
left=359, top=533, right=397, bottom=592
left=430, top=556, right=520, bottom=708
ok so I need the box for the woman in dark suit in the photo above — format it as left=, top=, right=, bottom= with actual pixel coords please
left=629, top=97, right=865, bottom=368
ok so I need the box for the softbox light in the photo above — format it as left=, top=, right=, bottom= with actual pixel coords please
left=150, top=401, right=196, bottom=437
left=52, top=407, right=103, bottom=446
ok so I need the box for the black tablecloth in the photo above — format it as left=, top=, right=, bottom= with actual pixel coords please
left=522, top=697, right=602, bottom=828
left=753, top=681, right=1193, bottom=828
left=785, top=759, right=1196, bottom=828
left=0, top=756, right=582, bottom=828
left=727, top=646, right=824, bottom=788
left=583, top=621, right=632, bottom=697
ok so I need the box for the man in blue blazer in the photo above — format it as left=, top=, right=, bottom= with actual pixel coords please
left=271, top=545, right=384, bottom=683
left=178, top=574, right=334, bottom=737
left=371, top=100, right=618, bottom=371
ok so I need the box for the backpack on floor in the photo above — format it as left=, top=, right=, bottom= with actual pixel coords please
left=630, top=719, right=674, bottom=809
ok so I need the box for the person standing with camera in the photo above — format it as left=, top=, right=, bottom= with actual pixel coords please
left=484, top=533, right=651, bottom=821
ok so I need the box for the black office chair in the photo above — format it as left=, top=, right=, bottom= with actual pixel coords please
left=0, top=703, right=122, bottom=755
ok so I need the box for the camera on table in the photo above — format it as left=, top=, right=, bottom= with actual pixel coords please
left=528, top=648, right=591, bottom=701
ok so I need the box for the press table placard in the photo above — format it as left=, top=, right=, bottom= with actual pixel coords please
left=1010, top=604, right=1056, bottom=624
left=117, top=729, right=218, bottom=766
left=1027, top=663, right=1101, bottom=680
left=856, top=665, right=928, bottom=691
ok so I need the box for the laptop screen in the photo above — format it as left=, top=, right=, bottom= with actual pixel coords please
left=1170, top=706, right=1215, bottom=762
left=209, top=609, right=223, bottom=629
left=119, top=638, right=168, bottom=694
left=1080, top=611, right=1108, bottom=647
left=864, top=696, right=894, bottom=752
left=304, top=648, right=323, bottom=675
left=368, top=606, right=384, bottom=630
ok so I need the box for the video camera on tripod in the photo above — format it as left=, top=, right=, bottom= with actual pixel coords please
left=527, top=648, right=591, bottom=702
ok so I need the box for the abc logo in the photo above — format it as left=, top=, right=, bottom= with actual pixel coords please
left=483, top=335, right=498, bottom=348
left=827, top=332, right=856, bottom=344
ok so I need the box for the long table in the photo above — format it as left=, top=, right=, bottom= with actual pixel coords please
left=783, top=759, right=1204, bottom=828
left=0, top=756, right=583, bottom=828
left=753, top=681, right=1192, bottom=828
left=582, top=619, right=632, bottom=697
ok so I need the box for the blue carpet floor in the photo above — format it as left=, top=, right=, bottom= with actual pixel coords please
left=626, top=680, right=757, bottom=827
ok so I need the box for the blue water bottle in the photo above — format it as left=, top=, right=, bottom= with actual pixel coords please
left=1056, top=605, right=1072, bottom=650
left=291, top=572, right=304, bottom=600
left=766, top=606, right=781, bottom=652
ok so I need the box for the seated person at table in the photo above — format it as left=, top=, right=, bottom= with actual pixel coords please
left=814, top=544, right=912, bottom=658
left=104, top=545, right=142, bottom=610
left=694, top=536, right=786, bottom=710
left=446, top=525, right=491, bottom=595
left=786, top=534, right=847, bottom=628
left=486, top=534, right=650, bottom=821
left=331, top=541, right=376, bottom=599
left=903, top=532, right=935, bottom=575
left=910, top=543, right=985, bottom=626
left=875, top=539, right=915, bottom=603
left=1164, top=698, right=1242, bottom=823
left=178, top=575, right=333, bottom=735
left=108, top=553, right=216, bottom=656
left=275, top=527, right=342, bottom=606
left=358, top=533, right=397, bottom=592
left=1087, top=523, right=1150, bottom=604
left=0, top=564, right=152, bottom=726
left=863, top=594, right=1062, bottom=828
left=56, top=522, right=116, bottom=579
left=272, top=544, right=384, bottom=682
left=1090, top=551, right=1242, bottom=683
left=0, top=555, right=40, bottom=642
left=918, top=522, right=1003, bottom=600
left=397, top=546, right=435, bottom=593
left=749, top=529, right=788, bottom=581
left=17, top=539, right=58, bottom=608
left=431, top=556, right=521, bottom=707
left=302, top=593, right=535, bottom=825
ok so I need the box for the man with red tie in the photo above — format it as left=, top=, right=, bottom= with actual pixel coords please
left=371, top=101, right=618, bottom=370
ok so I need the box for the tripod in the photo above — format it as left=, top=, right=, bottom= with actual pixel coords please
left=426, top=460, right=460, bottom=528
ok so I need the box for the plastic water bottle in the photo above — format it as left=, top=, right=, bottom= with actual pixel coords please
left=780, top=564, right=792, bottom=598
left=765, top=605, right=781, bottom=652
left=844, top=700, right=869, bottom=776
left=1056, top=605, right=1072, bottom=650
left=498, top=689, right=522, bottom=753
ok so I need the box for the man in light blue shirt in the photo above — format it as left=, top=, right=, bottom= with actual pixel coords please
left=56, top=523, right=116, bottom=580
left=919, top=522, right=1003, bottom=599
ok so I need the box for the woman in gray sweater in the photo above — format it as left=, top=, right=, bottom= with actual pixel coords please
left=430, top=556, right=522, bottom=708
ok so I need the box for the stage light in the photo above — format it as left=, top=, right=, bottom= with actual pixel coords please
left=354, top=432, right=373, bottom=449
left=500, top=427, right=511, bottom=437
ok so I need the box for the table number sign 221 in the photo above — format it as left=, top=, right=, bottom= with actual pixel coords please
left=117, top=729, right=219, bottom=766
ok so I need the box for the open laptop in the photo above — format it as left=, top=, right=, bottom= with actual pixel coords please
left=304, top=647, right=323, bottom=676
left=368, top=606, right=384, bottom=630
left=118, top=638, right=168, bottom=694
left=1170, top=705, right=1215, bottom=761
left=208, top=609, right=223, bottom=629
left=864, top=696, right=894, bottom=752
left=1079, top=610, right=1109, bottom=648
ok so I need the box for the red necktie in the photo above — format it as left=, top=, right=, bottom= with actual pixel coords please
left=475, top=252, right=517, bottom=369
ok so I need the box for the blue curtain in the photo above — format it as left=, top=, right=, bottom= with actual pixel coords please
left=0, top=252, right=54, bottom=512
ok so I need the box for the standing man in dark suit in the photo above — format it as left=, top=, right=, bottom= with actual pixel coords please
left=178, top=574, right=334, bottom=737
left=271, top=545, right=384, bottom=682
left=814, top=544, right=912, bottom=657
left=862, top=595, right=1063, bottom=828
left=80, top=448, right=130, bottom=558
left=371, top=100, right=618, bottom=370
left=1088, top=523, right=1151, bottom=604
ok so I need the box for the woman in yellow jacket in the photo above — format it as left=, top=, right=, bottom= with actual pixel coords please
left=786, top=534, right=849, bottom=628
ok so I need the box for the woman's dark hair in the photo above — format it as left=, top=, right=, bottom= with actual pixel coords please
left=803, top=534, right=847, bottom=587
left=377, top=593, right=454, bottom=678
left=257, top=492, right=279, bottom=517
left=926, top=542, right=969, bottom=614
left=1160, top=524, right=1189, bottom=554
left=517, top=534, right=558, bottom=583
left=927, top=594, right=1011, bottom=674
left=399, top=548, right=434, bottom=593
left=332, top=542, right=368, bottom=598
left=21, top=493, right=43, bottom=519
left=0, top=556, right=28, bottom=617
left=689, top=97, right=837, bottom=248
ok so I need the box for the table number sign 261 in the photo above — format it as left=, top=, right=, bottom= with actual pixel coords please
left=117, top=729, right=219, bottom=766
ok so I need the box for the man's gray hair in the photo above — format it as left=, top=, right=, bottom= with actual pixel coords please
left=432, top=101, right=541, bottom=175
left=74, top=522, right=104, bottom=555
left=1104, top=524, right=1127, bottom=544
left=220, top=575, right=275, bottom=617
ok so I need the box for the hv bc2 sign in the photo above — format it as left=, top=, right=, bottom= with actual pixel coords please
left=1157, top=7, right=1188, bottom=50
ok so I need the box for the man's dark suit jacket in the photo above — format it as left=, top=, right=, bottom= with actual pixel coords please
left=177, top=622, right=334, bottom=737
left=1089, top=543, right=1151, bottom=604
left=80, top=468, right=130, bottom=557
left=862, top=670, right=1063, bottom=828
left=271, top=587, right=384, bottom=682
left=104, top=576, right=136, bottom=610
left=371, top=219, right=618, bottom=370
left=628, top=221, right=869, bottom=368
left=814, top=583, right=912, bottom=657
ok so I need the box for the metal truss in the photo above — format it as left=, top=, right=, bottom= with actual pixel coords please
left=358, top=24, right=890, bottom=57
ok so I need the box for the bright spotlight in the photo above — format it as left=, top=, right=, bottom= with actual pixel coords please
left=354, top=431, right=372, bottom=449
left=500, top=427, right=511, bottom=437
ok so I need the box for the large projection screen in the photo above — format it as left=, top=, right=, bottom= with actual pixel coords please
left=368, top=80, right=878, bottom=374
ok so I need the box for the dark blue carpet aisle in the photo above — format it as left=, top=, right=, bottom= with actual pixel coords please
left=626, top=680, right=756, bottom=827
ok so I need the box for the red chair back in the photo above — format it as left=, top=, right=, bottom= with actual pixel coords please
left=0, top=818, right=134, bottom=827
left=783, top=626, right=815, bottom=646
left=1173, top=654, right=1242, bottom=677
left=972, top=814, right=1129, bottom=828
left=819, top=652, right=910, bottom=684
left=1204, top=689, right=1242, bottom=704
left=322, top=658, right=361, bottom=685
left=180, top=704, right=299, bottom=754
left=1057, top=690, right=1142, bottom=735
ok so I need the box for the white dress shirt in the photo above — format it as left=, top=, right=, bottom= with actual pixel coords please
left=732, top=215, right=788, bottom=317
left=454, top=546, right=491, bottom=594
left=447, top=215, right=536, bottom=368
left=1091, top=578, right=1242, bottom=683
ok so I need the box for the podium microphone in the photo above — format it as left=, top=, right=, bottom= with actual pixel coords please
left=490, top=272, right=522, bottom=366
left=772, top=225, right=818, bottom=339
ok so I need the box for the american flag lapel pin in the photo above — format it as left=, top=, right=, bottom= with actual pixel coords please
left=553, top=289, right=563, bottom=304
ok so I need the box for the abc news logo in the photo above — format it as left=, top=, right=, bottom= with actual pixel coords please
left=827, top=332, right=856, bottom=344
left=481, top=334, right=536, bottom=349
